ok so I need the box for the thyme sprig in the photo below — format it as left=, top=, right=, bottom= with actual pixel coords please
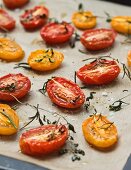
left=84, top=92, right=96, bottom=111
left=78, top=3, right=84, bottom=12
left=14, top=62, right=31, bottom=70
left=0, top=83, right=16, bottom=92
left=104, top=12, right=112, bottom=22
left=109, top=94, right=130, bottom=112
left=69, top=32, right=80, bottom=48
left=0, top=109, right=17, bottom=129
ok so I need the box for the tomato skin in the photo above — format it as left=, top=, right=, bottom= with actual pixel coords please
left=19, top=125, right=68, bottom=156
left=0, top=9, right=15, bottom=31
left=80, top=28, right=117, bottom=51
left=82, top=114, right=118, bottom=149
left=28, top=49, right=64, bottom=71
left=40, top=22, right=74, bottom=44
left=0, top=104, right=19, bottom=135
left=111, top=16, right=131, bottom=34
left=20, top=6, right=49, bottom=31
left=0, top=73, right=31, bottom=101
left=46, top=77, right=85, bottom=109
left=77, top=60, right=120, bottom=85
left=72, top=11, right=96, bottom=30
left=127, top=50, right=131, bottom=67
left=3, top=0, right=29, bottom=9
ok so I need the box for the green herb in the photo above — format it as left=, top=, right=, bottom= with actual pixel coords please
left=78, top=3, right=84, bottom=12
left=0, top=109, right=17, bottom=129
left=69, top=32, right=80, bottom=48
left=78, top=49, right=89, bottom=54
left=14, top=63, right=31, bottom=70
left=121, top=62, right=131, bottom=81
left=84, top=92, right=96, bottom=111
left=48, top=17, right=59, bottom=23
left=35, top=58, right=43, bottom=63
left=74, top=71, right=77, bottom=83
left=104, top=11, right=112, bottom=22
left=0, top=83, right=16, bottom=92
left=109, top=94, right=130, bottom=112
left=98, top=122, right=114, bottom=130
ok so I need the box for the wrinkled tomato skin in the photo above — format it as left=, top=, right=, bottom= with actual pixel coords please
left=40, top=22, right=74, bottom=44
left=46, top=77, right=85, bottom=109
left=0, top=73, right=31, bottom=101
left=77, top=60, right=120, bottom=85
left=19, top=125, right=68, bottom=156
left=3, top=0, right=29, bottom=9
left=0, top=9, right=15, bottom=31
left=80, top=29, right=117, bottom=51
left=20, top=6, right=49, bottom=31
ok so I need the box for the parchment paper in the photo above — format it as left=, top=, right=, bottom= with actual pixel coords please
left=0, top=0, right=131, bottom=170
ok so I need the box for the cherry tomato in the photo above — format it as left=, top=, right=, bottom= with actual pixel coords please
left=3, top=0, right=29, bottom=9
left=46, top=77, right=85, bottom=109
left=0, top=9, right=15, bottom=31
left=20, top=6, right=49, bottom=30
left=80, top=28, right=117, bottom=51
left=82, top=114, right=118, bottom=149
left=72, top=11, right=96, bottom=30
left=0, top=38, right=24, bottom=61
left=111, top=16, right=131, bottom=34
left=28, top=49, right=64, bottom=71
left=0, top=104, right=19, bottom=135
left=76, top=59, right=120, bottom=85
left=0, top=73, right=31, bottom=101
left=19, top=125, right=68, bottom=156
left=127, top=50, right=131, bottom=67
left=40, top=22, right=74, bottom=44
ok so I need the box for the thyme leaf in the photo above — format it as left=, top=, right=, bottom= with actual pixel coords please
left=14, top=63, right=31, bottom=70
left=69, top=32, right=80, bottom=48
left=0, top=83, right=16, bottom=92
left=104, top=11, right=112, bottom=22
left=78, top=3, right=84, bottom=12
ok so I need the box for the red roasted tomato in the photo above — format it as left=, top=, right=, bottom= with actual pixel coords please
left=77, top=59, right=120, bottom=85
left=0, top=9, right=15, bottom=31
left=19, top=125, right=68, bottom=156
left=20, top=6, right=49, bottom=30
left=0, top=73, right=31, bottom=101
left=46, top=77, right=85, bottom=108
left=40, top=22, right=74, bottom=44
left=3, top=0, right=29, bottom=9
left=80, top=28, right=117, bottom=51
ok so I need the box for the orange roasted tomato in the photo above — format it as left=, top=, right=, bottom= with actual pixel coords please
left=0, top=38, right=24, bottom=61
left=28, top=49, right=64, bottom=71
left=72, top=11, right=96, bottom=30
left=127, top=50, right=131, bottom=67
left=0, top=104, right=19, bottom=135
left=19, top=125, right=68, bottom=156
left=46, top=77, right=85, bottom=109
left=82, top=114, right=118, bottom=149
left=111, top=16, right=131, bottom=34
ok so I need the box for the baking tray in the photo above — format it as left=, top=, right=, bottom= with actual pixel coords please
left=0, top=0, right=131, bottom=170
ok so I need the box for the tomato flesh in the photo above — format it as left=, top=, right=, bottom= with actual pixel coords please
left=3, top=0, right=29, bottom=9
left=0, top=73, right=31, bottom=101
left=20, top=6, right=49, bottom=30
left=19, top=125, right=68, bottom=156
left=46, top=77, right=85, bottom=108
left=40, top=22, right=74, bottom=44
left=77, top=59, right=120, bottom=85
left=80, top=28, right=117, bottom=51
left=0, top=9, right=15, bottom=31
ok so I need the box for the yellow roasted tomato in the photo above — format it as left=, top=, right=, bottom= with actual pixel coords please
left=28, top=49, right=64, bottom=71
left=127, top=50, right=131, bottom=67
left=111, top=16, right=131, bottom=34
left=0, top=38, right=24, bottom=61
left=0, top=104, right=19, bottom=135
left=82, top=114, right=118, bottom=149
left=72, top=11, right=96, bottom=30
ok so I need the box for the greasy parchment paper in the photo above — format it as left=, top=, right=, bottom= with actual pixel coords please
left=0, top=0, right=131, bottom=170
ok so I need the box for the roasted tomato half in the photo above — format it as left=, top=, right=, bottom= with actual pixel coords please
left=76, top=59, right=120, bottom=85
left=20, top=6, right=49, bottom=30
left=0, top=38, right=24, bottom=61
left=19, top=125, right=68, bottom=156
left=0, top=73, right=31, bottom=101
left=40, top=22, right=74, bottom=44
left=0, top=9, right=15, bottom=31
left=72, top=11, right=96, bottom=30
left=111, top=16, right=131, bottom=34
left=0, top=104, right=19, bottom=135
left=46, top=77, right=85, bottom=109
left=3, top=0, right=29, bottom=9
left=82, top=114, right=118, bottom=149
left=28, top=49, right=64, bottom=71
left=80, top=28, right=117, bottom=51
